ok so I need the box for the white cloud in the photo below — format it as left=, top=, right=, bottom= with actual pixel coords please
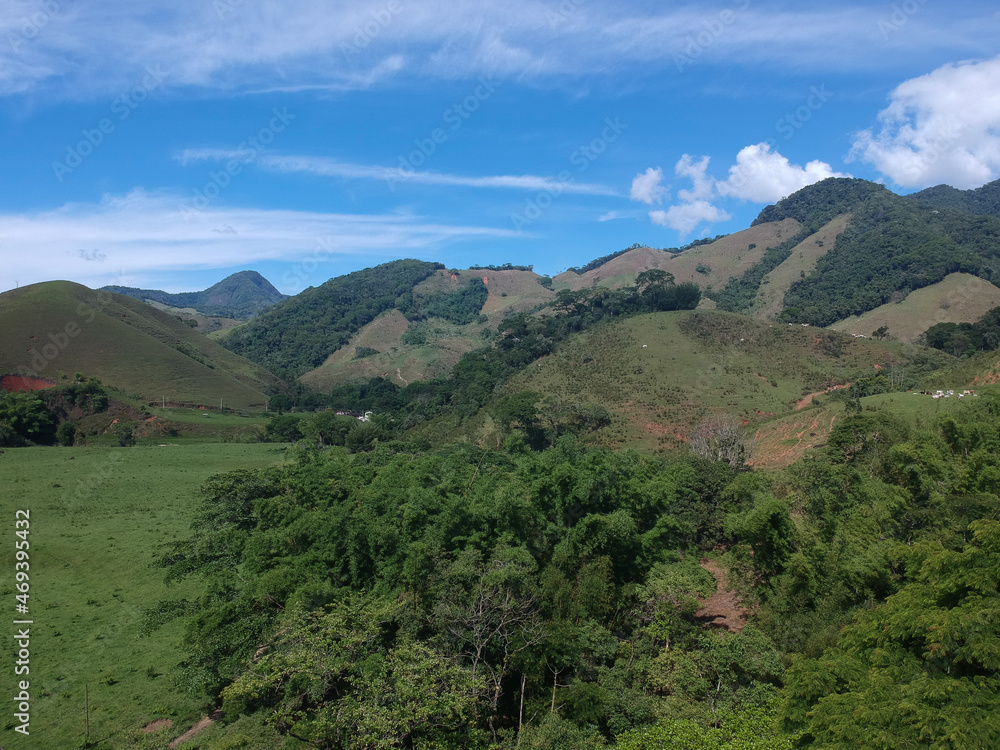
left=629, top=167, right=667, bottom=204
left=716, top=143, right=847, bottom=202
left=650, top=202, right=730, bottom=234
left=675, top=155, right=715, bottom=202
left=850, top=55, right=1000, bottom=189
left=178, top=151, right=618, bottom=196
left=0, top=2, right=994, bottom=98
left=644, top=145, right=844, bottom=235
left=0, top=190, right=519, bottom=294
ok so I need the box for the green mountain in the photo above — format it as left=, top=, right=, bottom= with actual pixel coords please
left=102, top=270, right=286, bottom=318
left=710, top=177, right=1000, bottom=327
left=908, top=178, right=1000, bottom=217
left=0, top=281, right=287, bottom=409
left=221, top=260, right=558, bottom=383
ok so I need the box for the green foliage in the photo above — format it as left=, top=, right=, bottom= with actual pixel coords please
left=0, top=390, right=55, bottom=444
left=223, top=598, right=483, bottom=748
left=264, top=413, right=303, bottom=443
left=222, top=259, right=443, bottom=378
left=404, top=276, right=490, bottom=325
left=780, top=189, right=1000, bottom=326
left=61, top=376, right=108, bottom=411
left=783, top=520, right=1000, bottom=749
left=161, top=440, right=749, bottom=743
left=909, top=178, right=1000, bottom=217
left=615, top=702, right=793, bottom=749
left=56, top=420, right=77, bottom=446
left=353, top=345, right=379, bottom=358
left=923, top=304, right=1000, bottom=357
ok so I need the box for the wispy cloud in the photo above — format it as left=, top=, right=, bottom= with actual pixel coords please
left=0, top=189, right=520, bottom=293
left=177, top=150, right=619, bottom=196
left=0, top=1, right=993, bottom=99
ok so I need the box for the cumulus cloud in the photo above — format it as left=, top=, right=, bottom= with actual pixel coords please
left=716, top=143, right=847, bottom=202
left=675, top=155, right=715, bottom=202
left=629, top=167, right=667, bottom=204
left=634, top=144, right=845, bottom=235
left=850, top=54, right=1000, bottom=189
left=650, top=202, right=730, bottom=234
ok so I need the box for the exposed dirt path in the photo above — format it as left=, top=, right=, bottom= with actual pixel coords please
left=169, top=710, right=221, bottom=748
left=695, top=559, right=749, bottom=633
left=795, top=382, right=849, bottom=410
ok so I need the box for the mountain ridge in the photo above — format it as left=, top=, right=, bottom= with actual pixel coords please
left=101, top=270, right=286, bottom=319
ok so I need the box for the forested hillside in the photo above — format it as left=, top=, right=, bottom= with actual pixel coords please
left=707, top=178, right=1000, bottom=328
left=147, top=387, right=1000, bottom=748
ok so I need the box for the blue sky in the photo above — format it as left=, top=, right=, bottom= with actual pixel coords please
left=1, top=0, right=998, bottom=295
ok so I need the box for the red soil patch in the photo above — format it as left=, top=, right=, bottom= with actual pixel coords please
left=1, top=375, right=57, bottom=392
left=695, top=559, right=749, bottom=633
left=143, top=718, right=173, bottom=733
left=750, top=410, right=839, bottom=469
left=795, top=383, right=849, bottom=410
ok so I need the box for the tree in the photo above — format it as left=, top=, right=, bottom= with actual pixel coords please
left=0, top=391, right=55, bottom=444
left=56, top=421, right=77, bottom=446
left=689, top=416, right=754, bottom=468
left=223, top=598, right=484, bottom=749
left=265, top=414, right=303, bottom=443
left=783, top=520, right=1000, bottom=749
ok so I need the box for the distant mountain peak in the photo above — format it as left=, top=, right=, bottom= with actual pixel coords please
left=101, top=270, right=286, bottom=318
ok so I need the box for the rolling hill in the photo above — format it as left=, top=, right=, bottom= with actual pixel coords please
left=0, top=281, right=287, bottom=409
left=493, top=309, right=951, bottom=453
left=102, top=270, right=286, bottom=319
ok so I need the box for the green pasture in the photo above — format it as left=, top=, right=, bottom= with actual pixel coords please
left=0, top=443, right=290, bottom=749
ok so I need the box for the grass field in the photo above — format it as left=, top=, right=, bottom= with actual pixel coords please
left=829, top=273, right=1000, bottom=343
left=0, top=443, right=293, bottom=749
left=501, top=309, right=952, bottom=452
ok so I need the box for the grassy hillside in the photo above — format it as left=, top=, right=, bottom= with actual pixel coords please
left=102, top=270, right=286, bottom=319
left=750, top=214, right=851, bottom=321
left=552, top=220, right=800, bottom=293
left=298, top=268, right=554, bottom=391
left=499, top=309, right=951, bottom=452
left=221, top=259, right=445, bottom=379
left=0, top=443, right=291, bottom=750
left=829, top=273, right=1000, bottom=342
left=299, top=310, right=486, bottom=390
left=0, top=281, right=286, bottom=410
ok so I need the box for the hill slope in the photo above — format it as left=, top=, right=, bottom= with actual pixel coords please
left=102, top=270, right=286, bottom=318
left=829, top=273, right=1000, bottom=343
left=500, top=309, right=950, bottom=452
left=0, top=281, right=286, bottom=409
left=298, top=268, right=555, bottom=390
left=552, top=220, right=800, bottom=293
